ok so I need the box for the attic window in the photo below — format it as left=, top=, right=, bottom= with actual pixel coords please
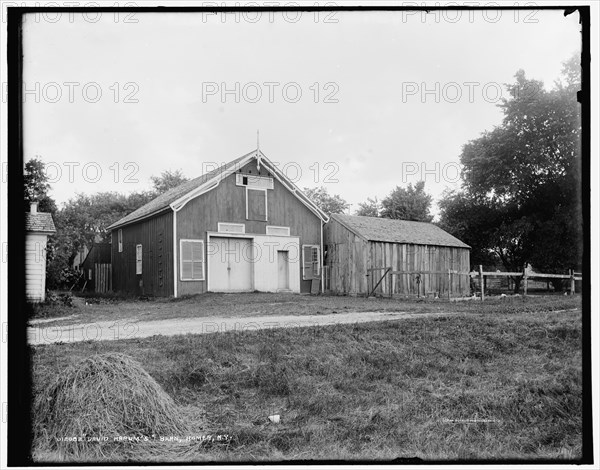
left=243, top=176, right=248, bottom=185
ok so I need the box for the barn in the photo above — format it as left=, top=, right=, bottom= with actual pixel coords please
left=324, top=214, right=471, bottom=298
left=107, top=149, right=329, bottom=297
left=25, top=202, right=56, bottom=302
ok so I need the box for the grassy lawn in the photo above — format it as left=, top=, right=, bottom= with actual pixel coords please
left=29, top=291, right=581, bottom=327
left=31, top=297, right=583, bottom=463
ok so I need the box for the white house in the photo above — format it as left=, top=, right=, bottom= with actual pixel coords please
left=25, top=202, right=56, bottom=302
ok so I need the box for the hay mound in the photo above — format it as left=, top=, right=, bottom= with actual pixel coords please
left=35, top=353, right=187, bottom=458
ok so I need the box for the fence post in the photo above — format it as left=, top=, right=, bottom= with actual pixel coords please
left=570, top=269, right=575, bottom=295
left=523, top=266, right=528, bottom=296
left=479, top=265, right=484, bottom=301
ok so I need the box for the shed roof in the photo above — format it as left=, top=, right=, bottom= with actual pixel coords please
left=107, top=152, right=252, bottom=230
left=331, top=214, right=470, bottom=249
left=25, top=212, right=56, bottom=233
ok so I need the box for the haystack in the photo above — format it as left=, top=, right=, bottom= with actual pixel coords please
left=34, top=353, right=188, bottom=458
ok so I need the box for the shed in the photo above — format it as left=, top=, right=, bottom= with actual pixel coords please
left=80, top=242, right=112, bottom=293
left=25, top=202, right=56, bottom=302
left=324, top=214, right=471, bottom=298
left=107, top=149, right=329, bottom=297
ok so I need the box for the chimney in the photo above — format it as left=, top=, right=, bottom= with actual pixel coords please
left=30, top=202, right=38, bottom=213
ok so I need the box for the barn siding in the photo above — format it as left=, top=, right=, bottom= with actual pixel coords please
left=176, top=159, right=322, bottom=296
left=324, top=218, right=471, bottom=297
left=111, top=210, right=173, bottom=296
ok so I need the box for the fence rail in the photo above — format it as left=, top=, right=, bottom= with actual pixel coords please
left=471, top=265, right=581, bottom=300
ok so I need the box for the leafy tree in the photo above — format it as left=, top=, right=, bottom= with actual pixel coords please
left=24, top=157, right=56, bottom=213
left=150, top=169, right=189, bottom=194
left=303, top=186, right=350, bottom=216
left=355, top=197, right=381, bottom=217
left=439, top=55, right=582, bottom=290
left=380, top=181, right=433, bottom=222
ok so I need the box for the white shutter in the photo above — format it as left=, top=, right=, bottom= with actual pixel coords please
left=180, top=240, right=204, bottom=281
left=191, top=241, right=204, bottom=280
left=136, top=244, right=142, bottom=274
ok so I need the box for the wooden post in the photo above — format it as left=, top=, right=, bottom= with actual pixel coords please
left=479, top=265, right=484, bottom=301
left=523, top=266, right=528, bottom=296
left=570, top=269, right=575, bottom=295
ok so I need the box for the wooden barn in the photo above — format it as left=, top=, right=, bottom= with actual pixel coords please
left=80, top=242, right=112, bottom=293
left=324, top=214, right=471, bottom=298
left=107, top=149, right=329, bottom=297
left=25, top=202, right=56, bottom=302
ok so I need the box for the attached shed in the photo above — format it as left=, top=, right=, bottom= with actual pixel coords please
left=80, top=242, right=112, bottom=293
left=107, top=149, right=329, bottom=297
left=25, top=202, right=56, bottom=302
left=324, top=214, right=471, bottom=298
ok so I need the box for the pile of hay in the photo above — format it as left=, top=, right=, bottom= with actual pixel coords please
left=34, top=353, right=188, bottom=459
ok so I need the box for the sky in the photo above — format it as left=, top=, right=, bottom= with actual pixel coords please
left=21, top=8, right=582, bottom=217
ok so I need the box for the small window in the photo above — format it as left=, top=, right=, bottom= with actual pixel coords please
left=302, top=245, right=321, bottom=280
left=118, top=229, right=123, bottom=253
left=136, top=244, right=142, bottom=274
left=88, top=269, right=92, bottom=280
left=180, top=240, right=205, bottom=281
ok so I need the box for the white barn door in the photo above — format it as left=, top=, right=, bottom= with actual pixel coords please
left=209, top=237, right=253, bottom=292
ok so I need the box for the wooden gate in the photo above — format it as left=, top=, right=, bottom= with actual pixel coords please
left=94, top=263, right=112, bottom=293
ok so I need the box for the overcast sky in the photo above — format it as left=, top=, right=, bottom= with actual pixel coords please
left=21, top=8, right=581, bottom=217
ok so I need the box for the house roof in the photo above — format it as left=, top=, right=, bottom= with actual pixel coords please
left=107, top=151, right=253, bottom=230
left=331, top=214, right=470, bottom=249
left=25, top=212, right=56, bottom=233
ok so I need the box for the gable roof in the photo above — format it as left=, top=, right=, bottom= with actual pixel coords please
left=108, top=149, right=328, bottom=230
left=331, top=214, right=470, bottom=249
left=108, top=152, right=252, bottom=230
left=25, top=212, right=56, bottom=233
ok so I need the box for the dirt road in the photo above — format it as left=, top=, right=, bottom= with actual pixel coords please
left=27, top=310, right=461, bottom=345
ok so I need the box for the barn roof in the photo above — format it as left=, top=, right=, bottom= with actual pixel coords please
left=108, top=149, right=328, bottom=230
left=107, top=152, right=253, bottom=230
left=25, top=212, right=56, bottom=233
left=331, top=214, right=470, bottom=249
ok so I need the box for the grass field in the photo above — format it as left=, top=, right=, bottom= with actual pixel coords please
left=30, top=295, right=583, bottom=463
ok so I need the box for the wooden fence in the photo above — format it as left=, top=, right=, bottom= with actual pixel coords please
left=94, top=263, right=112, bottom=294
left=472, top=265, right=582, bottom=301
left=366, top=267, right=471, bottom=298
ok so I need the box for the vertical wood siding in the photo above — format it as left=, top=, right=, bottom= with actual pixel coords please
left=324, top=218, right=471, bottom=297
left=177, top=160, right=321, bottom=296
left=111, top=210, right=173, bottom=296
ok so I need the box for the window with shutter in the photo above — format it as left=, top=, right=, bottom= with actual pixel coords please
left=302, top=244, right=321, bottom=280
left=180, top=240, right=205, bottom=281
left=136, top=244, right=142, bottom=274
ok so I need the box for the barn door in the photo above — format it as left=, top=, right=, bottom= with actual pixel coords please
left=209, top=237, right=253, bottom=292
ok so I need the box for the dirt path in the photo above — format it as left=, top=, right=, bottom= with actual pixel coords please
left=27, top=310, right=463, bottom=345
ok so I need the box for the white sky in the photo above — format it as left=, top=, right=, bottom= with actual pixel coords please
left=20, top=8, right=582, bottom=217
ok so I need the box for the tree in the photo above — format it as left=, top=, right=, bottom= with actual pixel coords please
left=150, top=169, right=189, bottom=194
left=24, top=157, right=56, bottom=213
left=380, top=181, right=433, bottom=222
left=303, top=186, right=350, bottom=216
left=439, top=55, right=582, bottom=289
left=355, top=197, right=381, bottom=217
